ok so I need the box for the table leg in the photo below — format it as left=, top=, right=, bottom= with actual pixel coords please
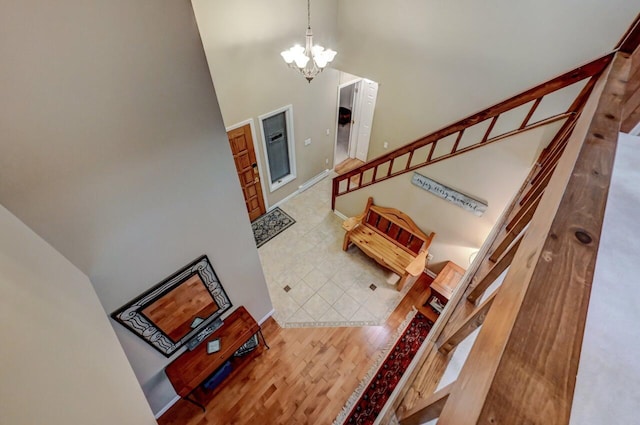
left=184, top=393, right=206, bottom=412
left=258, top=328, right=270, bottom=349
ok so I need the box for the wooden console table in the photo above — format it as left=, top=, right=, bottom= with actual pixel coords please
left=165, top=306, right=268, bottom=411
left=424, top=261, right=465, bottom=313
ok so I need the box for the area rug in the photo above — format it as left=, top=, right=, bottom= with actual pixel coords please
left=333, top=309, right=433, bottom=425
left=252, top=207, right=296, bottom=248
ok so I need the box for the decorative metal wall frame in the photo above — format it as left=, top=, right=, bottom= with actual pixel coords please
left=111, top=255, right=232, bottom=357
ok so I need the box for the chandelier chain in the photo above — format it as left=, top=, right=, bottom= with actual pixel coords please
left=307, top=0, right=311, bottom=29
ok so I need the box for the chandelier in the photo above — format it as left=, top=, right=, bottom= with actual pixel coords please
left=280, top=0, right=337, bottom=83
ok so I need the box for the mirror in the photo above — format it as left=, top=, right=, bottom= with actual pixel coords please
left=111, top=255, right=232, bottom=357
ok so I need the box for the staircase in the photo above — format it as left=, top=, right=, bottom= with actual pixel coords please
left=379, top=15, right=640, bottom=425
left=331, top=55, right=613, bottom=211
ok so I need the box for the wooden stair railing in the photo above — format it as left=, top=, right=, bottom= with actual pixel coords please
left=331, top=54, right=613, bottom=210
left=394, top=49, right=631, bottom=425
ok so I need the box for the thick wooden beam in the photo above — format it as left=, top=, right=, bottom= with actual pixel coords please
left=399, top=382, right=455, bottom=425
left=437, top=52, right=629, bottom=425
left=437, top=292, right=497, bottom=355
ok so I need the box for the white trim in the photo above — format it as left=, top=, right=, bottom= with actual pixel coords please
left=425, top=269, right=437, bottom=279
left=269, top=170, right=331, bottom=211
left=269, top=188, right=300, bottom=211
left=258, top=308, right=275, bottom=325
left=334, top=79, right=363, bottom=165
left=298, top=168, right=330, bottom=192
left=154, top=395, right=180, bottom=419
left=333, top=209, right=349, bottom=221
left=258, top=105, right=297, bottom=193
left=226, top=118, right=270, bottom=210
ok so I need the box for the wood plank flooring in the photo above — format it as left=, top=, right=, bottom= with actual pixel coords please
left=158, top=274, right=436, bottom=425
left=334, top=158, right=365, bottom=175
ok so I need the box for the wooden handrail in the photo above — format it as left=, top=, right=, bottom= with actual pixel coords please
left=436, top=51, right=629, bottom=425
left=615, top=13, right=640, bottom=54
left=331, top=53, right=614, bottom=210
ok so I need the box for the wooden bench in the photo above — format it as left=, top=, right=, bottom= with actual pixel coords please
left=342, top=197, right=435, bottom=291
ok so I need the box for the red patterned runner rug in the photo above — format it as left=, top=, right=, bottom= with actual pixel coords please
left=333, top=310, right=433, bottom=425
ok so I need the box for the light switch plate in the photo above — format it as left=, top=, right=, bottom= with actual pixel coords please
left=304, top=138, right=311, bottom=146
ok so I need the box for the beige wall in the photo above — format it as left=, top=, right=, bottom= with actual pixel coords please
left=335, top=123, right=561, bottom=270
left=331, top=1, right=636, bottom=269
left=335, top=0, right=638, bottom=160
left=0, top=205, right=156, bottom=425
left=191, top=0, right=340, bottom=206
left=0, top=0, right=272, bottom=415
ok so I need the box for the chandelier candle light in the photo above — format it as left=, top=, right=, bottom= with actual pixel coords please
left=281, top=0, right=337, bottom=82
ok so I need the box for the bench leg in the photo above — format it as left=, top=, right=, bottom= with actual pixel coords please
left=342, top=233, right=351, bottom=251
left=397, top=274, right=409, bottom=291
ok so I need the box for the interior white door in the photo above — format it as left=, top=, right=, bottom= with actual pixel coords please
left=354, top=79, right=378, bottom=161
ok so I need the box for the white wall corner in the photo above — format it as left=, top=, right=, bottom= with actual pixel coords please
left=258, top=308, right=276, bottom=325
left=154, top=395, right=181, bottom=419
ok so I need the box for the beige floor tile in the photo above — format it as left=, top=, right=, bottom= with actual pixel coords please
left=256, top=173, right=415, bottom=328
left=302, top=268, right=331, bottom=291
left=351, top=306, right=377, bottom=322
left=319, top=307, right=347, bottom=323
left=301, top=293, right=332, bottom=320
left=332, top=293, right=361, bottom=319
left=288, top=307, right=315, bottom=323
left=288, top=281, right=315, bottom=306
left=317, top=281, right=344, bottom=306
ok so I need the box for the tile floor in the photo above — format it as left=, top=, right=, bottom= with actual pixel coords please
left=258, top=174, right=416, bottom=328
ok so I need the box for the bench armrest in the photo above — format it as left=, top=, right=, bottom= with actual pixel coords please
left=342, top=214, right=364, bottom=231
left=406, top=250, right=429, bottom=276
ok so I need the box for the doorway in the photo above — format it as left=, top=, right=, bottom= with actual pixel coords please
left=226, top=121, right=268, bottom=221
left=334, top=77, right=379, bottom=168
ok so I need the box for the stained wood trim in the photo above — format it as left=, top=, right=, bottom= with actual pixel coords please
left=520, top=98, right=543, bottom=129
left=616, top=13, right=640, bottom=54
left=481, top=115, right=499, bottom=143
left=468, top=236, right=522, bottom=304
left=437, top=291, right=497, bottom=355
left=399, top=382, right=455, bottom=425
left=331, top=54, right=613, bottom=206
left=437, top=52, right=629, bottom=425
left=335, top=113, right=571, bottom=197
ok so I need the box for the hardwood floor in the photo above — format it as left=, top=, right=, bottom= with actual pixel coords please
left=158, top=274, right=436, bottom=425
left=334, top=158, right=365, bottom=175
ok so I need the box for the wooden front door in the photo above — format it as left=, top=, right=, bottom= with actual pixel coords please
left=227, top=124, right=266, bottom=221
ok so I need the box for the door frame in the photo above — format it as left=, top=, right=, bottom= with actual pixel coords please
left=333, top=78, right=362, bottom=167
left=351, top=78, right=378, bottom=162
left=226, top=118, right=270, bottom=212
left=258, top=104, right=297, bottom=192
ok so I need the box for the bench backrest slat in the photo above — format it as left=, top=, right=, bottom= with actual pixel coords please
left=361, top=198, right=435, bottom=256
left=407, top=235, right=425, bottom=254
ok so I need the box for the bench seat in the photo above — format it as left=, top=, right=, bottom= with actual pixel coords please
left=348, top=225, right=417, bottom=277
left=342, top=197, right=435, bottom=291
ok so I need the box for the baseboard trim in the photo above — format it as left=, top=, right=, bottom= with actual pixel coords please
left=425, top=269, right=437, bottom=279
left=258, top=308, right=275, bottom=325
left=269, top=190, right=300, bottom=211
left=333, top=209, right=348, bottom=221
left=154, top=395, right=181, bottom=419
left=299, top=169, right=330, bottom=192
left=270, top=170, right=331, bottom=211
